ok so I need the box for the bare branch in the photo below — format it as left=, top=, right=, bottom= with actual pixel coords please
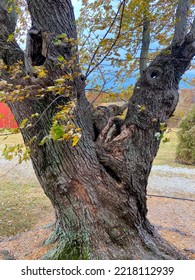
left=172, top=0, right=190, bottom=45
left=189, top=15, right=195, bottom=40
left=0, top=2, right=24, bottom=65
left=85, top=0, right=126, bottom=78
left=139, top=1, right=151, bottom=75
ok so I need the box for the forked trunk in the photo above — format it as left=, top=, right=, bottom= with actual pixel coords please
left=1, top=0, right=195, bottom=259
left=9, top=94, right=184, bottom=260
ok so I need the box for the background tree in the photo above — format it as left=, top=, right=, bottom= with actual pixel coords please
left=176, top=106, right=195, bottom=165
left=0, top=0, right=195, bottom=259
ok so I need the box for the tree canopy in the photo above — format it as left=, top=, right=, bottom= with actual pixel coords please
left=77, top=0, right=195, bottom=94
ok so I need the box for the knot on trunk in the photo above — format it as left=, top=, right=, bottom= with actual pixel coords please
left=163, top=89, right=175, bottom=106
left=54, top=176, right=69, bottom=195
left=92, top=103, right=127, bottom=140
left=26, top=27, right=47, bottom=67
left=145, top=67, right=163, bottom=86
left=97, top=117, right=123, bottom=144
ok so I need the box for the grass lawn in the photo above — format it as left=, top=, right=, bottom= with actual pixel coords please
left=154, top=129, right=195, bottom=168
left=0, top=132, right=23, bottom=147
left=154, top=129, right=179, bottom=166
left=0, top=181, right=53, bottom=237
left=0, top=133, right=53, bottom=237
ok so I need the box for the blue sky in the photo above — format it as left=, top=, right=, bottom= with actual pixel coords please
left=71, top=0, right=194, bottom=90
left=72, top=0, right=82, bottom=18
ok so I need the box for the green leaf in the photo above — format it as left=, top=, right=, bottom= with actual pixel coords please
left=160, top=122, right=167, bottom=132
left=50, top=121, right=64, bottom=140
left=57, top=55, right=65, bottom=62
left=138, top=105, right=146, bottom=112
left=162, top=137, right=171, bottom=143
left=31, top=113, right=39, bottom=118
left=57, top=33, right=68, bottom=40
left=53, top=39, right=62, bottom=46
left=7, top=6, right=13, bottom=13
left=19, top=118, right=29, bottom=129
left=39, top=135, right=51, bottom=146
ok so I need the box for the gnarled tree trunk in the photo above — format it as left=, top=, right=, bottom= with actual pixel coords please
left=0, top=0, right=195, bottom=259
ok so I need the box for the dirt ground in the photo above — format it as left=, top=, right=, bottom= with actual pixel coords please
left=0, top=196, right=194, bottom=260
left=147, top=196, right=195, bottom=259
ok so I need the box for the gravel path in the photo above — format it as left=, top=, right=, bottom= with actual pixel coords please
left=151, top=165, right=195, bottom=175
left=148, top=165, right=195, bottom=199
left=0, top=156, right=194, bottom=199
left=0, top=158, right=38, bottom=183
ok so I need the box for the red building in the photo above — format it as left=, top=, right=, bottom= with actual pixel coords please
left=0, top=102, right=18, bottom=128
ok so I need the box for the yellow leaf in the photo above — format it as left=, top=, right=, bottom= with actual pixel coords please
left=72, top=135, right=80, bottom=147
left=46, top=86, right=57, bottom=92
left=7, top=34, right=14, bottom=43
left=55, top=78, right=65, bottom=84
left=38, top=69, right=47, bottom=78
left=126, top=53, right=133, bottom=61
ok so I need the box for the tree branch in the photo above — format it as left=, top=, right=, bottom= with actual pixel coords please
left=172, top=0, right=190, bottom=45
left=85, top=0, right=126, bottom=78
left=0, top=2, right=24, bottom=65
left=189, top=15, right=195, bottom=40
left=139, top=1, right=150, bottom=75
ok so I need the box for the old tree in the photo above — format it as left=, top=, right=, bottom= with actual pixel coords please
left=0, top=0, right=195, bottom=259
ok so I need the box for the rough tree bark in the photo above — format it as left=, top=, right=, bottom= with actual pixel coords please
left=0, top=0, right=195, bottom=259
